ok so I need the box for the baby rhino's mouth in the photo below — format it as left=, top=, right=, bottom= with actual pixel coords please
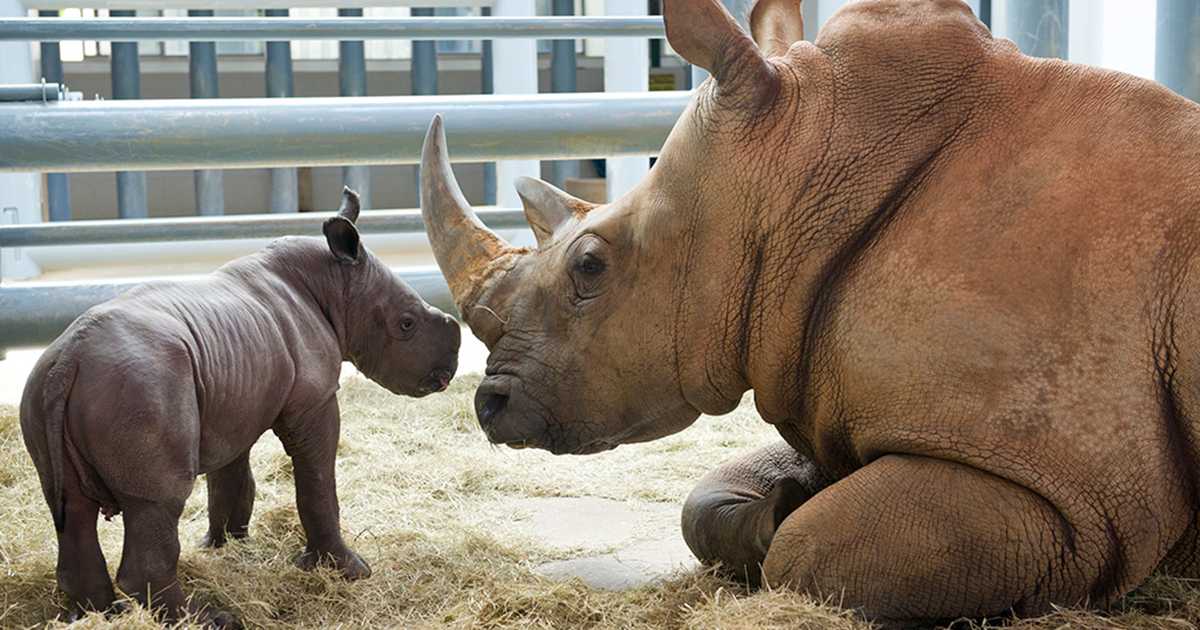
left=416, top=364, right=456, bottom=396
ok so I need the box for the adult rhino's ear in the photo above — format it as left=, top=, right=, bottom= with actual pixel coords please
left=323, top=186, right=362, bottom=264
left=750, top=0, right=804, bottom=58
left=664, top=0, right=773, bottom=90
left=514, top=176, right=595, bottom=248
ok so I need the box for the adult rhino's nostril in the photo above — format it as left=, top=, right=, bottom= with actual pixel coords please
left=476, top=392, right=509, bottom=427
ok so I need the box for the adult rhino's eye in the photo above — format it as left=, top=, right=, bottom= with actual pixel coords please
left=575, top=253, right=606, bottom=276
left=571, top=251, right=607, bottom=301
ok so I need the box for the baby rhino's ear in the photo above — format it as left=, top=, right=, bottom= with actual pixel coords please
left=324, top=187, right=362, bottom=264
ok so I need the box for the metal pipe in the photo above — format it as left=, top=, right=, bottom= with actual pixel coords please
left=188, top=9, right=224, bottom=216
left=1004, top=0, right=1068, bottom=59
left=0, top=268, right=456, bottom=349
left=549, top=0, right=579, bottom=189
left=481, top=6, right=496, bottom=205
left=38, top=10, right=70, bottom=222
left=0, top=92, right=691, bottom=173
left=0, top=208, right=528, bottom=247
left=411, top=8, right=439, bottom=96
left=0, top=82, right=65, bottom=101
left=1156, top=0, right=1200, bottom=103
left=110, top=9, right=148, bottom=219
left=265, top=8, right=298, bottom=214
left=0, top=16, right=666, bottom=41
left=338, top=8, right=371, bottom=208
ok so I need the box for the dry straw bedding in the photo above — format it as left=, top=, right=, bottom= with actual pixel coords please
left=0, top=373, right=1198, bottom=629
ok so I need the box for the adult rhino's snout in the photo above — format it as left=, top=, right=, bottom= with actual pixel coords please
left=474, top=375, right=546, bottom=449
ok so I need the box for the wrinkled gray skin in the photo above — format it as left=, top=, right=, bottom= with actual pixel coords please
left=20, top=188, right=460, bottom=627
left=419, top=0, right=1200, bottom=625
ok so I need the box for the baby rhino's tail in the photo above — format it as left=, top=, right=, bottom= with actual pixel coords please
left=19, top=347, right=76, bottom=531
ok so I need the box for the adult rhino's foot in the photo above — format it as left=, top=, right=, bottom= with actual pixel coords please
left=294, top=545, right=372, bottom=580
left=682, top=442, right=828, bottom=586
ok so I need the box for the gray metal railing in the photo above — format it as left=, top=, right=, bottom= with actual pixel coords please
left=0, top=208, right=530, bottom=348
left=0, top=17, right=666, bottom=41
left=0, top=92, right=690, bottom=173
left=0, top=208, right=527, bottom=247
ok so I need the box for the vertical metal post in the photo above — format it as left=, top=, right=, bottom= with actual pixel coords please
left=411, top=7, right=438, bottom=198
left=1005, top=0, right=1069, bottom=59
left=188, top=9, right=224, bottom=216
left=549, top=0, right=579, bottom=188
left=110, top=9, right=148, bottom=219
left=411, top=8, right=439, bottom=96
left=265, top=8, right=298, bottom=213
left=481, top=6, right=496, bottom=205
left=338, top=8, right=371, bottom=207
left=1156, top=0, right=1200, bottom=103
left=39, top=10, right=70, bottom=222
left=979, top=0, right=992, bottom=30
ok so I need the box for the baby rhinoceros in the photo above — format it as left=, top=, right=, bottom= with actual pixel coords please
left=20, top=188, right=460, bottom=627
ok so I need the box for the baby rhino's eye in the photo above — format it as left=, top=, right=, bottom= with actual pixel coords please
left=399, top=316, right=416, bottom=333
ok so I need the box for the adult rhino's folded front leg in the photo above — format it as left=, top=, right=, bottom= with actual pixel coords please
left=762, top=455, right=1098, bottom=625
left=681, top=441, right=831, bottom=585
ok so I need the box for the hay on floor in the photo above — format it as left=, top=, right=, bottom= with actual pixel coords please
left=1, top=373, right=1198, bottom=629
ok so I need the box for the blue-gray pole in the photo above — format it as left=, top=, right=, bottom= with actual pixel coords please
left=110, top=9, right=148, bottom=219
left=188, top=9, right=225, bottom=216
left=481, top=6, right=496, bottom=205
left=39, top=10, right=70, bottom=222
left=338, top=8, right=371, bottom=208
left=1156, top=0, right=1200, bottom=103
left=265, top=8, right=298, bottom=213
left=979, top=0, right=992, bottom=30
left=1005, top=0, right=1068, bottom=59
left=549, top=0, right=579, bottom=189
left=411, top=7, right=438, bottom=199
left=411, top=8, right=438, bottom=96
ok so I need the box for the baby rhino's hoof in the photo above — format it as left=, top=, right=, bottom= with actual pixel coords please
left=294, top=547, right=372, bottom=580
left=200, top=609, right=243, bottom=629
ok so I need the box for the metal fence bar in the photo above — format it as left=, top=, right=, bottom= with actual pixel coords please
left=38, top=10, right=70, bottom=222
left=1156, top=0, right=1200, bottom=103
left=0, top=268, right=456, bottom=349
left=480, top=6, right=496, bottom=205
left=0, top=208, right=527, bottom=247
left=110, top=9, right=149, bottom=219
left=338, top=7, right=372, bottom=208
left=0, top=92, right=690, bottom=173
left=411, top=9, right=439, bottom=96
left=188, top=9, right=225, bottom=216
left=265, top=8, right=298, bottom=214
left=548, top=0, right=579, bottom=189
left=0, top=82, right=66, bottom=101
left=0, top=16, right=666, bottom=41
left=1005, top=0, right=1068, bottom=59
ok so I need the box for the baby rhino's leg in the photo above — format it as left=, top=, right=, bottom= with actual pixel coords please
left=202, top=451, right=255, bottom=548
left=681, top=441, right=830, bottom=584
left=57, top=460, right=116, bottom=619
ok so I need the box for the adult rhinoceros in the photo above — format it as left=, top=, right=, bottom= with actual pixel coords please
left=419, top=0, right=1200, bottom=623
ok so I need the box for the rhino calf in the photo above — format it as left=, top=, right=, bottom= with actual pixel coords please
left=20, top=188, right=460, bottom=627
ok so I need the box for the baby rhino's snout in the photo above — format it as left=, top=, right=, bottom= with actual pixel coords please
left=416, top=310, right=460, bottom=395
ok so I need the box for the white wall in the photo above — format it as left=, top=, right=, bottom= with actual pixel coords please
left=0, top=0, right=43, bottom=279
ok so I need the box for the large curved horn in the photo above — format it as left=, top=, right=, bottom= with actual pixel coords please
left=420, top=114, right=514, bottom=310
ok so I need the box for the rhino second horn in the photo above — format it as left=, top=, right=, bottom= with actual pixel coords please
left=419, top=114, right=514, bottom=310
